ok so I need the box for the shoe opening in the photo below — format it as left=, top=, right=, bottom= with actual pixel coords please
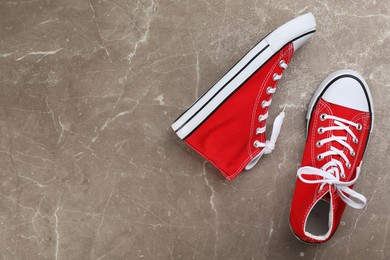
left=304, top=192, right=332, bottom=240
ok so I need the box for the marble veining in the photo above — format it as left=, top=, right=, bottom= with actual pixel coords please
left=0, top=0, right=389, bottom=259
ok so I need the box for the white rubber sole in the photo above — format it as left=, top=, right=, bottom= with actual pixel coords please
left=306, top=69, right=375, bottom=135
left=172, top=13, right=316, bottom=140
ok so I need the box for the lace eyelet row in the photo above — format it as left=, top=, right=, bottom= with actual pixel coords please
left=253, top=59, right=288, bottom=149
left=314, top=113, right=363, bottom=179
left=279, top=60, right=288, bottom=69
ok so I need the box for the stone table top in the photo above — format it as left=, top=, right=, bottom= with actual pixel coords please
left=0, top=0, right=389, bottom=259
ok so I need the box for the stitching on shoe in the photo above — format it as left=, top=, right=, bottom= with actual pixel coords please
left=230, top=46, right=293, bottom=178
left=185, top=140, right=233, bottom=180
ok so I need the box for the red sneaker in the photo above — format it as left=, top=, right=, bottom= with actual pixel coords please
left=289, top=70, right=374, bottom=243
left=171, top=13, right=316, bottom=180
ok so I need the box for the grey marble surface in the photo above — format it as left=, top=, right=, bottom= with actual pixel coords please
left=0, top=0, right=389, bottom=259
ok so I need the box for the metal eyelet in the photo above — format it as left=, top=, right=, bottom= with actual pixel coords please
left=350, top=150, right=356, bottom=157
left=353, top=138, right=359, bottom=144
left=273, top=73, right=282, bottom=81
left=316, top=154, right=323, bottom=161
left=253, top=140, right=261, bottom=148
left=346, top=162, right=351, bottom=169
left=317, top=127, right=324, bottom=134
left=320, top=113, right=327, bottom=121
left=279, top=60, right=288, bottom=69
left=356, top=123, right=362, bottom=131
left=316, top=141, right=322, bottom=148
left=341, top=173, right=346, bottom=179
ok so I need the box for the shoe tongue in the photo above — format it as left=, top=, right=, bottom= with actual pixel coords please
left=321, top=191, right=331, bottom=203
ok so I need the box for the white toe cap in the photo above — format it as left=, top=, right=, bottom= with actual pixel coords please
left=322, top=75, right=370, bottom=112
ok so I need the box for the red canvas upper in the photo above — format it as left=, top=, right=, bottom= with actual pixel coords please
left=185, top=44, right=294, bottom=180
left=290, top=98, right=372, bottom=243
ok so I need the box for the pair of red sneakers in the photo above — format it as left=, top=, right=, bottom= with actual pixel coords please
left=171, top=13, right=374, bottom=243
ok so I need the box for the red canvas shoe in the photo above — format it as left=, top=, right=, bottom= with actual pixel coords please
left=171, top=13, right=316, bottom=180
left=289, top=70, right=374, bottom=243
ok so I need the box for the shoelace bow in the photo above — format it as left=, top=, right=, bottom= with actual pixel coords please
left=245, top=60, right=288, bottom=170
left=297, top=114, right=367, bottom=209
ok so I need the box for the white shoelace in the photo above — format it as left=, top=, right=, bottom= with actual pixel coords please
left=253, top=107, right=285, bottom=154
left=297, top=114, right=366, bottom=209
left=245, top=60, right=288, bottom=170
